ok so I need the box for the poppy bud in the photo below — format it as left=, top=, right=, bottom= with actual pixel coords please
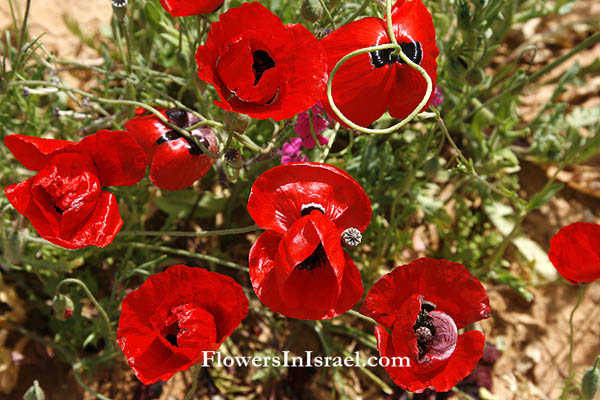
left=223, top=111, right=251, bottom=134
left=422, top=157, right=440, bottom=179
left=301, top=0, right=323, bottom=22
left=24, top=380, right=45, bottom=400
left=52, top=294, right=74, bottom=321
left=466, top=67, right=485, bottom=86
left=582, top=364, right=600, bottom=400
left=112, top=0, right=128, bottom=21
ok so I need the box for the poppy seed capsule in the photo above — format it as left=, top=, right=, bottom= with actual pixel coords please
left=112, top=0, right=127, bottom=21
left=301, top=0, right=323, bottom=22
left=342, top=227, right=362, bottom=247
left=23, top=381, right=45, bottom=400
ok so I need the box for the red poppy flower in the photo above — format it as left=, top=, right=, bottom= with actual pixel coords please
left=195, top=2, right=327, bottom=121
left=548, top=222, right=600, bottom=284
left=117, top=264, right=248, bottom=384
left=320, top=0, right=439, bottom=127
left=361, top=258, right=491, bottom=393
left=248, top=162, right=371, bottom=319
left=158, top=0, right=222, bottom=17
left=124, top=108, right=218, bottom=191
left=4, top=130, right=146, bottom=249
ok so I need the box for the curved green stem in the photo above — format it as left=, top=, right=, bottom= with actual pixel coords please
left=55, top=279, right=115, bottom=343
left=317, top=0, right=336, bottom=30
left=346, top=309, right=377, bottom=325
left=325, top=0, right=432, bottom=134
left=326, top=42, right=432, bottom=134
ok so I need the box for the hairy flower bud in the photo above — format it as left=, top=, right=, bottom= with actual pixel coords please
left=301, top=0, right=323, bottom=22
left=223, top=111, right=251, bottom=134
left=582, top=365, right=600, bottom=400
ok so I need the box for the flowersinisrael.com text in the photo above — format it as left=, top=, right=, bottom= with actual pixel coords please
left=201, top=351, right=410, bottom=368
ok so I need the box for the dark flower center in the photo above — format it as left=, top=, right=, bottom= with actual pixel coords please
left=252, top=50, right=275, bottom=85
left=413, top=303, right=436, bottom=360
left=54, top=205, right=64, bottom=214
left=300, top=202, right=326, bottom=216
left=156, top=108, right=206, bottom=156
left=295, top=243, right=328, bottom=271
left=164, top=321, right=180, bottom=347
left=370, top=41, right=423, bottom=68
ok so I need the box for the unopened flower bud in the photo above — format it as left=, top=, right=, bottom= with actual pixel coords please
left=466, top=67, right=485, bottom=86
left=422, top=157, right=440, bottom=179
left=24, top=380, right=45, bottom=400
left=301, top=0, right=323, bottom=22
left=582, top=365, right=600, bottom=400
left=52, top=294, right=74, bottom=321
left=223, top=111, right=250, bottom=134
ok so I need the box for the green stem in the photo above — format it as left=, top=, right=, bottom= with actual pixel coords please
left=326, top=42, right=432, bottom=134
left=9, top=80, right=219, bottom=159
left=317, top=0, right=336, bottom=30
left=308, top=111, right=322, bottom=150
left=346, top=309, right=377, bottom=325
left=119, top=225, right=260, bottom=237
left=568, top=284, right=584, bottom=377
left=183, top=365, right=201, bottom=400
left=73, top=364, right=113, bottom=400
left=129, top=243, right=249, bottom=273
left=55, top=279, right=115, bottom=344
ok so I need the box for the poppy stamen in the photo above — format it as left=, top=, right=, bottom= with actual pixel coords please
left=296, top=243, right=328, bottom=271
left=413, top=308, right=436, bottom=360
left=370, top=41, right=423, bottom=68
left=252, top=50, right=275, bottom=85
left=301, top=202, right=325, bottom=216
left=156, top=110, right=207, bottom=156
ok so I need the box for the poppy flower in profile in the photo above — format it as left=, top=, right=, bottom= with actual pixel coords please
left=158, top=0, right=222, bottom=17
left=195, top=2, right=327, bottom=120
left=117, top=265, right=248, bottom=384
left=320, top=0, right=439, bottom=127
left=124, top=108, right=218, bottom=191
left=248, top=162, right=371, bottom=319
left=4, top=131, right=146, bottom=249
left=361, top=258, right=491, bottom=393
left=548, top=222, right=600, bottom=284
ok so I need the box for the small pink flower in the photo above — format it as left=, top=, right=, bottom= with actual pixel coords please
left=294, top=102, right=329, bottom=149
left=280, top=137, right=308, bottom=164
left=431, top=86, right=444, bottom=107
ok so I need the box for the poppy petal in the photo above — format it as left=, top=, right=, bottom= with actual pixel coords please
left=124, top=110, right=170, bottom=163
left=247, top=162, right=371, bottom=234
left=361, top=258, right=490, bottom=329
left=75, top=130, right=147, bottom=187
left=4, top=134, right=72, bottom=171
left=149, top=130, right=217, bottom=191
left=159, top=0, right=223, bottom=17
left=548, top=222, right=600, bottom=283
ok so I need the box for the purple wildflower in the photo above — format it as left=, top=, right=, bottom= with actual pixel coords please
left=431, top=86, right=444, bottom=107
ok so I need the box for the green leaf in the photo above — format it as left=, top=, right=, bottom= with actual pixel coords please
left=527, top=183, right=564, bottom=211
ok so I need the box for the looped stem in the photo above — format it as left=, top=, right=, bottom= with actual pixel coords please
left=325, top=0, right=433, bottom=135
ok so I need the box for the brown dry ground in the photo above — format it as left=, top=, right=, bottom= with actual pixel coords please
left=1, top=0, right=600, bottom=399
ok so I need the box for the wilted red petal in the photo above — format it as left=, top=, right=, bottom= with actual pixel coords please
left=4, top=134, right=72, bottom=171
left=5, top=153, right=123, bottom=249
left=361, top=258, right=490, bottom=329
left=117, top=265, right=248, bottom=384
left=548, top=222, right=600, bottom=284
left=375, top=325, right=485, bottom=393
left=74, top=130, right=147, bottom=187
left=247, top=162, right=371, bottom=234
left=159, top=0, right=223, bottom=17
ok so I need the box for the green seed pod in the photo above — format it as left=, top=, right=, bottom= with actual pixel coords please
left=301, top=0, right=323, bottom=22
left=223, top=111, right=251, bottom=134
left=24, top=380, right=45, bottom=400
left=52, top=294, right=74, bottom=321
left=582, top=366, right=600, bottom=400
left=466, top=67, right=485, bottom=86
